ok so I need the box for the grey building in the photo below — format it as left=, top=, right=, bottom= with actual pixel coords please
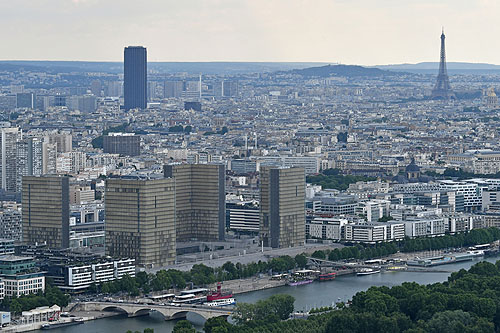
left=124, top=46, right=147, bottom=110
left=103, top=133, right=140, bottom=156
left=105, top=177, right=176, bottom=267
left=22, top=176, right=70, bottom=248
left=1, top=128, right=20, bottom=192
left=164, top=164, right=225, bottom=242
left=16, top=137, right=44, bottom=192
left=16, top=93, right=36, bottom=109
left=0, top=209, right=22, bottom=242
left=260, top=167, right=306, bottom=248
left=231, top=159, right=257, bottom=174
left=164, top=81, right=183, bottom=98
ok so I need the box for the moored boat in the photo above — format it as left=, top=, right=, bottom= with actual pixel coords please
left=207, top=282, right=233, bottom=302
left=318, top=272, right=336, bottom=281
left=204, top=298, right=236, bottom=307
left=357, top=268, right=381, bottom=276
left=41, top=319, right=84, bottom=330
left=287, top=279, right=314, bottom=286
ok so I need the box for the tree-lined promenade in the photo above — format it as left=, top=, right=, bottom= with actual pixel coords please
left=203, top=260, right=500, bottom=332
left=91, top=228, right=500, bottom=298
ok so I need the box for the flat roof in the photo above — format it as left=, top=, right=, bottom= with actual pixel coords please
left=0, top=255, right=34, bottom=262
left=180, top=288, right=207, bottom=294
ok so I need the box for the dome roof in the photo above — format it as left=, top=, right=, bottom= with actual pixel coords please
left=405, top=159, right=420, bottom=172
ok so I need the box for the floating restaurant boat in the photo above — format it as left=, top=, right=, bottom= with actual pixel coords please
left=357, top=268, right=381, bottom=276
left=318, top=272, right=336, bottom=281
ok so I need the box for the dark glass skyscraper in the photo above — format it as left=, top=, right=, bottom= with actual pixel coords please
left=124, top=46, right=147, bottom=110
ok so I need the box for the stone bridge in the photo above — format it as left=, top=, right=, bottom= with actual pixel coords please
left=78, top=301, right=232, bottom=321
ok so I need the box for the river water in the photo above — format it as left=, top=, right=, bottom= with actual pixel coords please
left=45, top=255, right=500, bottom=333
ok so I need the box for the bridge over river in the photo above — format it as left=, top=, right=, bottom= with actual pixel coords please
left=76, top=301, right=233, bottom=321
left=307, top=257, right=381, bottom=269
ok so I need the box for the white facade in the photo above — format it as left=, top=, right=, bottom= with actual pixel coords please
left=114, top=259, right=136, bottom=279
left=3, top=276, right=45, bottom=298
left=438, top=180, right=482, bottom=211
left=344, top=224, right=387, bottom=242
left=92, top=262, right=115, bottom=283
left=67, top=266, right=92, bottom=288
left=386, top=222, right=406, bottom=240
left=482, top=188, right=500, bottom=211
left=229, top=207, right=260, bottom=232
left=356, top=199, right=390, bottom=222
left=404, top=218, right=446, bottom=238
left=306, top=217, right=349, bottom=241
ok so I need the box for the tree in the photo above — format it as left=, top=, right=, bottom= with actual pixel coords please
left=204, top=317, right=232, bottom=333
left=294, top=254, right=308, bottom=269
left=426, top=310, right=472, bottom=333
left=265, top=294, right=295, bottom=320
left=311, top=250, right=326, bottom=259
left=232, top=302, right=256, bottom=325
left=88, top=282, right=98, bottom=294
left=173, top=320, right=195, bottom=333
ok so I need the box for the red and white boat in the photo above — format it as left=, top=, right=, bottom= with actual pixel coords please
left=206, top=282, right=233, bottom=302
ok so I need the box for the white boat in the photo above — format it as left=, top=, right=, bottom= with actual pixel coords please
left=357, top=268, right=381, bottom=276
left=203, top=298, right=236, bottom=307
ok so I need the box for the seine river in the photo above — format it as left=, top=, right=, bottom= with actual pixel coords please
left=45, top=255, right=500, bottom=333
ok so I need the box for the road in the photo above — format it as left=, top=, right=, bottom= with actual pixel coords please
left=149, top=242, right=344, bottom=273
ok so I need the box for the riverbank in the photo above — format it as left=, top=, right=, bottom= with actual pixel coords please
left=29, top=254, right=500, bottom=333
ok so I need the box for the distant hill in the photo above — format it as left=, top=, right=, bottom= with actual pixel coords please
left=377, top=62, right=500, bottom=74
left=288, top=64, right=400, bottom=77
left=0, top=61, right=328, bottom=75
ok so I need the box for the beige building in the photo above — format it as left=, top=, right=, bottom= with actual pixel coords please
left=260, top=167, right=305, bottom=248
left=105, top=177, right=176, bottom=267
left=22, top=175, right=70, bottom=248
left=164, top=164, right=225, bottom=242
left=69, top=185, right=95, bottom=204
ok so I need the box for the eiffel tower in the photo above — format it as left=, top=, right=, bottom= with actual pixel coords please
left=431, top=29, right=455, bottom=99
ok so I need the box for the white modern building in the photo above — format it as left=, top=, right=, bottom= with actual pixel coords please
left=404, top=218, right=446, bottom=238
left=306, top=217, right=349, bottom=241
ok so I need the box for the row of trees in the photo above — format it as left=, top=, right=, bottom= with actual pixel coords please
left=168, top=125, right=192, bottom=133
left=425, top=167, right=500, bottom=180
left=97, top=255, right=309, bottom=296
left=306, top=168, right=376, bottom=191
left=0, top=284, right=69, bottom=314
left=203, top=260, right=500, bottom=332
left=204, top=126, right=228, bottom=136
left=309, top=228, right=500, bottom=262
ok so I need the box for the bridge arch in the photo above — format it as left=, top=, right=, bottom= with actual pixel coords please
left=133, top=308, right=156, bottom=317
left=101, top=306, right=130, bottom=315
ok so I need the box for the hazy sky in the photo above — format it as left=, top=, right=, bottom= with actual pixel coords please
left=1, top=0, right=499, bottom=65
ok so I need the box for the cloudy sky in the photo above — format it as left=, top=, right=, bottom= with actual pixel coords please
left=1, top=0, right=499, bottom=65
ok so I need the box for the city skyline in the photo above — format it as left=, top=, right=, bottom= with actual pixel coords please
left=1, top=0, right=500, bottom=65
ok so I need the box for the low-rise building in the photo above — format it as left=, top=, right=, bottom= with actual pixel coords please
left=306, top=217, right=349, bottom=241
left=46, top=258, right=135, bottom=292
left=0, top=256, right=45, bottom=298
left=403, top=218, right=446, bottom=238
left=344, top=223, right=387, bottom=243
left=356, top=199, right=390, bottom=222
